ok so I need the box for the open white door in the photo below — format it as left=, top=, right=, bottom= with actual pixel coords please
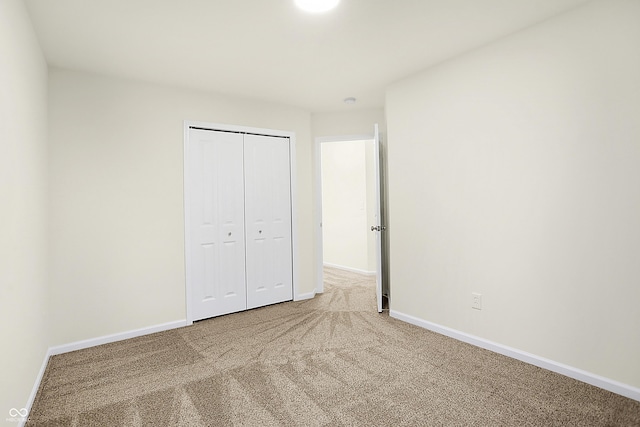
left=371, top=124, right=384, bottom=313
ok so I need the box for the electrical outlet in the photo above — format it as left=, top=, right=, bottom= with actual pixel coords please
left=472, top=293, right=482, bottom=310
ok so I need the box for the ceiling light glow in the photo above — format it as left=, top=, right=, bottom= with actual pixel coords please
left=295, top=0, right=340, bottom=13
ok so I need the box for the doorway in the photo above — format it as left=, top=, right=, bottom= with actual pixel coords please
left=315, top=134, right=381, bottom=302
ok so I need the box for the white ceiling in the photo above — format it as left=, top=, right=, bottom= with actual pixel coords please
left=25, top=0, right=591, bottom=113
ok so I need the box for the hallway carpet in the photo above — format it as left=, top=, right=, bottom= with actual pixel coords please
left=28, top=267, right=640, bottom=426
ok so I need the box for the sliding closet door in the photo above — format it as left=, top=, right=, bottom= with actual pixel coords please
left=187, top=129, right=247, bottom=321
left=244, top=134, right=293, bottom=309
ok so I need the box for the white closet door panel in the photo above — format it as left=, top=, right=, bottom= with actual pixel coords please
left=244, top=134, right=293, bottom=309
left=188, top=129, right=246, bottom=320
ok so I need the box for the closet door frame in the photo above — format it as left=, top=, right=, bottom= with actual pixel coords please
left=183, top=120, right=299, bottom=325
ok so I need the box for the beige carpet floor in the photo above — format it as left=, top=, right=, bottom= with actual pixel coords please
left=28, top=267, right=640, bottom=426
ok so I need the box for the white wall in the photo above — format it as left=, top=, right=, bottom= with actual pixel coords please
left=48, top=69, right=313, bottom=346
left=312, top=108, right=385, bottom=137
left=386, top=0, right=640, bottom=389
left=0, top=0, right=49, bottom=415
left=321, top=141, right=373, bottom=273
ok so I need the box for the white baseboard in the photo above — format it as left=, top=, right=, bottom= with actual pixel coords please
left=295, top=291, right=316, bottom=301
left=20, top=348, right=52, bottom=427
left=390, top=310, right=640, bottom=402
left=48, top=319, right=188, bottom=356
left=323, top=262, right=375, bottom=276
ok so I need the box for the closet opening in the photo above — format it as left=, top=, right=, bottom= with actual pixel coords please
left=184, top=121, right=298, bottom=324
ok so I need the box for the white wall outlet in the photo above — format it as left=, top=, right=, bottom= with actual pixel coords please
left=472, top=293, right=482, bottom=310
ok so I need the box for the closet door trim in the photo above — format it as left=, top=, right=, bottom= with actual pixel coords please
left=183, top=121, right=299, bottom=325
